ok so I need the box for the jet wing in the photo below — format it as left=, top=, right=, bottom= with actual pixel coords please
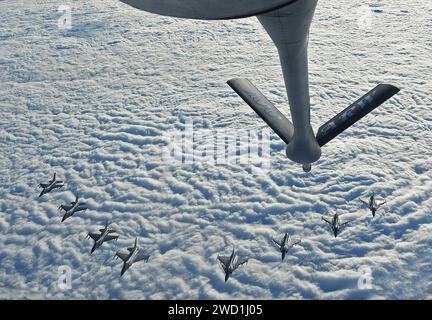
left=272, top=238, right=283, bottom=248
left=60, top=205, right=73, bottom=211
left=377, top=200, right=387, bottom=209
left=135, top=252, right=150, bottom=263
left=105, top=235, right=119, bottom=242
left=88, top=232, right=99, bottom=241
left=75, top=206, right=87, bottom=212
left=289, top=240, right=301, bottom=248
left=217, top=255, right=231, bottom=268
left=322, top=217, right=332, bottom=225
left=359, top=199, right=369, bottom=206
left=116, top=251, right=129, bottom=262
left=341, top=220, right=353, bottom=227
left=39, top=183, right=49, bottom=188
left=233, top=258, right=248, bottom=270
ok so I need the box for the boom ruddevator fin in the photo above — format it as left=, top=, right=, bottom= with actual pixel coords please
left=228, top=78, right=294, bottom=144
left=316, top=84, right=400, bottom=147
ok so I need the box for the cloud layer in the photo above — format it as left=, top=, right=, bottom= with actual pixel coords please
left=0, top=0, right=431, bottom=299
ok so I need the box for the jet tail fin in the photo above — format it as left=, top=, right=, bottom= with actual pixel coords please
left=316, top=84, right=400, bottom=147
left=228, top=78, right=294, bottom=144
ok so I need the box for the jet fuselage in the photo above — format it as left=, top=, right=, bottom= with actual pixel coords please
left=121, top=246, right=138, bottom=276
left=91, top=228, right=110, bottom=253
left=332, top=214, right=341, bottom=238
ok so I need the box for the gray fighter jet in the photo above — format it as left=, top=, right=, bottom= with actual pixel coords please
left=38, top=173, right=64, bottom=197
left=322, top=213, right=352, bottom=238
left=87, top=222, right=119, bottom=254
left=217, top=247, right=248, bottom=282
left=360, top=193, right=386, bottom=217
left=119, top=0, right=400, bottom=172
left=272, top=232, right=301, bottom=261
left=115, top=238, right=150, bottom=277
left=59, top=195, right=87, bottom=222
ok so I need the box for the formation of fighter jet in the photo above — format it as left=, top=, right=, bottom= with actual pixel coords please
left=217, top=247, right=248, bottom=282
left=115, top=238, right=150, bottom=276
left=119, top=0, right=400, bottom=172
left=322, top=213, right=352, bottom=238
left=36, top=175, right=153, bottom=276
left=87, top=222, right=119, bottom=254
left=36, top=179, right=390, bottom=279
left=59, top=195, right=88, bottom=222
left=360, top=193, right=386, bottom=217
left=38, top=173, right=64, bottom=197
left=272, top=232, right=301, bottom=261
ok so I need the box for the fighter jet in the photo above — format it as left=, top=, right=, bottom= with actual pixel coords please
left=322, top=213, right=352, bottom=238
left=119, top=0, right=400, bottom=172
left=115, top=238, right=150, bottom=277
left=217, top=247, right=248, bottom=282
left=59, top=195, right=87, bottom=222
left=272, top=232, right=301, bottom=261
left=360, top=193, right=386, bottom=217
left=38, top=173, right=64, bottom=197
left=86, top=222, right=119, bottom=254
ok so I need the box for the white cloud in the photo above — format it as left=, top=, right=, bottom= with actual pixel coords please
left=0, top=0, right=431, bottom=299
